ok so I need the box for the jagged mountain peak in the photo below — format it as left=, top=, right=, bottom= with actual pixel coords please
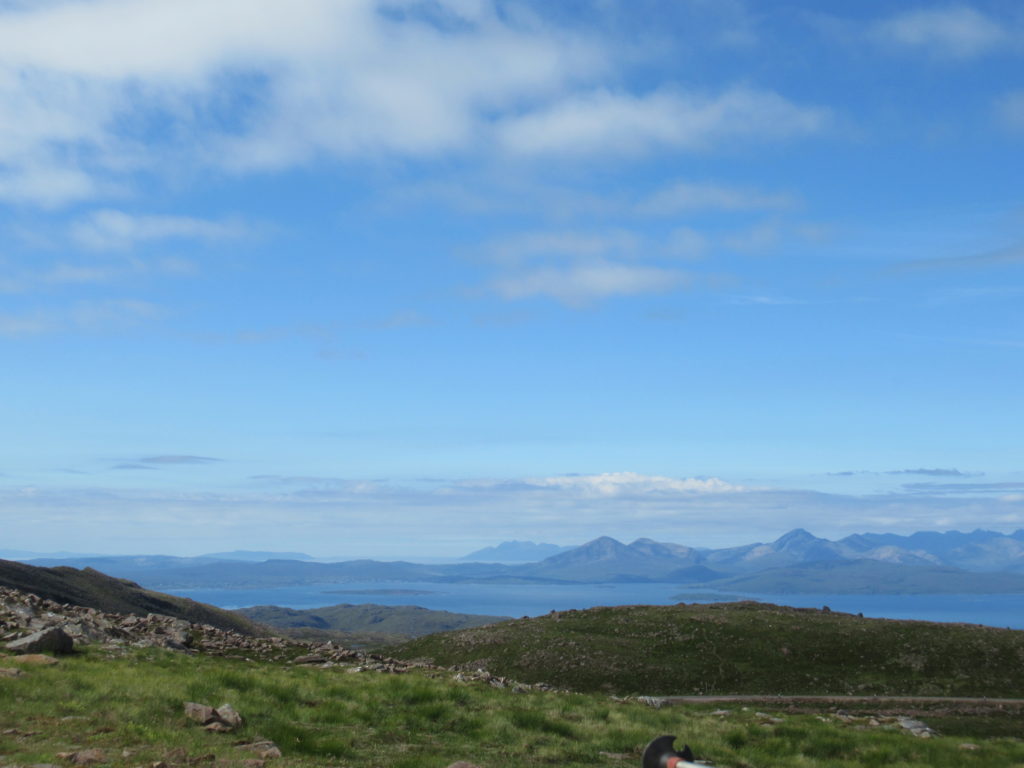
left=772, top=528, right=827, bottom=551
left=628, top=538, right=696, bottom=560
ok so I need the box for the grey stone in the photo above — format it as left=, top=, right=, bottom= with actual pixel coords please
left=7, top=627, right=73, bottom=655
left=215, top=704, right=244, bottom=728
left=184, top=702, right=218, bottom=725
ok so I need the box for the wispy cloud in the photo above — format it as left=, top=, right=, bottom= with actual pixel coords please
left=455, top=472, right=743, bottom=498
left=902, top=481, right=1024, bottom=495
left=492, top=261, right=687, bottom=306
left=71, top=209, right=248, bottom=251
left=995, top=90, right=1024, bottom=132
left=0, top=298, right=158, bottom=337
left=496, top=87, right=828, bottom=157
left=140, top=455, right=221, bottom=465
left=897, top=244, right=1024, bottom=272
left=482, top=230, right=642, bottom=265
left=873, top=5, right=1009, bottom=59
left=636, top=181, right=797, bottom=215
left=887, top=468, right=977, bottom=477
left=831, top=468, right=981, bottom=478
left=480, top=228, right=695, bottom=306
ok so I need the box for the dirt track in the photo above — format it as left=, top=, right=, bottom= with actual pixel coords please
left=644, top=695, right=1024, bottom=716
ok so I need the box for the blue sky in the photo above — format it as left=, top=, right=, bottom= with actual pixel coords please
left=1, top=0, right=1023, bottom=558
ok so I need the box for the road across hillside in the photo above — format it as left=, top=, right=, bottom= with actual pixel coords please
left=640, top=694, right=1024, bottom=715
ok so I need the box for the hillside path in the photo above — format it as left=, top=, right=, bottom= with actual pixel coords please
left=643, top=695, right=1024, bottom=712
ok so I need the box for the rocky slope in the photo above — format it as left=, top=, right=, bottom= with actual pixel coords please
left=0, top=558, right=255, bottom=634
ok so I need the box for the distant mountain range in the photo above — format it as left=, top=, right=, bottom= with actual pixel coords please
left=15, top=528, right=1024, bottom=594
left=201, top=550, right=314, bottom=562
left=460, top=540, right=574, bottom=562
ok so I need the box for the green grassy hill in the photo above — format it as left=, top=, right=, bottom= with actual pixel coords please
left=236, top=602, right=508, bottom=640
left=390, top=601, right=1024, bottom=697
left=0, top=558, right=257, bottom=635
left=2, top=645, right=1023, bottom=768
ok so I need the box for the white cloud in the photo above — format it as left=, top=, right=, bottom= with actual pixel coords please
left=492, top=260, right=687, bottom=306
left=637, top=180, right=797, bottom=215
left=0, top=162, right=103, bottom=207
left=873, top=5, right=1008, bottom=58
left=522, top=472, right=743, bottom=497
left=496, top=87, right=828, bottom=156
left=0, top=0, right=604, bottom=198
left=0, top=1, right=828, bottom=204
left=70, top=209, right=247, bottom=250
left=481, top=226, right=707, bottom=305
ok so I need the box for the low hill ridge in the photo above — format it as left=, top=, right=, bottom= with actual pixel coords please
left=0, top=558, right=256, bottom=635
left=391, top=600, right=1024, bottom=697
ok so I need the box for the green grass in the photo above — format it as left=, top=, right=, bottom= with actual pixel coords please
left=390, top=601, right=1024, bottom=697
left=236, top=603, right=507, bottom=642
left=1, top=648, right=1023, bottom=768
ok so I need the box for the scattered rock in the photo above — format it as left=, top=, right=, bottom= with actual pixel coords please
left=959, top=743, right=980, bottom=751
left=215, top=704, right=244, bottom=728
left=897, top=717, right=936, bottom=738
left=14, top=654, right=60, bottom=666
left=446, top=762, right=482, bottom=768
left=7, top=627, right=73, bottom=655
left=0, top=668, right=23, bottom=678
left=235, top=742, right=281, bottom=760
left=291, top=655, right=326, bottom=665
left=185, top=701, right=244, bottom=732
left=710, top=709, right=731, bottom=716
left=184, top=702, right=218, bottom=726
left=56, top=749, right=105, bottom=765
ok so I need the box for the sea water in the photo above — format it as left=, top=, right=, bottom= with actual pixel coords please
left=167, top=581, right=1024, bottom=629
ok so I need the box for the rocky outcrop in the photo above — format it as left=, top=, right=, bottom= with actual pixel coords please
left=0, top=586, right=423, bottom=671
left=184, top=701, right=245, bottom=732
left=0, top=586, right=557, bottom=695
left=7, top=626, right=74, bottom=654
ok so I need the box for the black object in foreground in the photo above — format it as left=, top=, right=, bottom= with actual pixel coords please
left=643, top=736, right=699, bottom=768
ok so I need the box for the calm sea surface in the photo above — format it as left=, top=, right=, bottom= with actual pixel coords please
left=167, top=581, right=1024, bottom=629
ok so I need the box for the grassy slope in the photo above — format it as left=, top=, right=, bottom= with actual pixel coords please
left=0, top=559, right=257, bottom=635
left=390, top=601, right=1024, bottom=697
left=1, top=647, right=1022, bottom=768
left=236, top=603, right=508, bottom=638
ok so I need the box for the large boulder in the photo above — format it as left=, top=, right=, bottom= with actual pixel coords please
left=7, top=626, right=74, bottom=654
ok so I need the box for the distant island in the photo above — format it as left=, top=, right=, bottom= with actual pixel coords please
left=15, top=527, right=1024, bottom=595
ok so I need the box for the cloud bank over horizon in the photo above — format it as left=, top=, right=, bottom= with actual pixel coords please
left=3, top=469, right=1022, bottom=558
